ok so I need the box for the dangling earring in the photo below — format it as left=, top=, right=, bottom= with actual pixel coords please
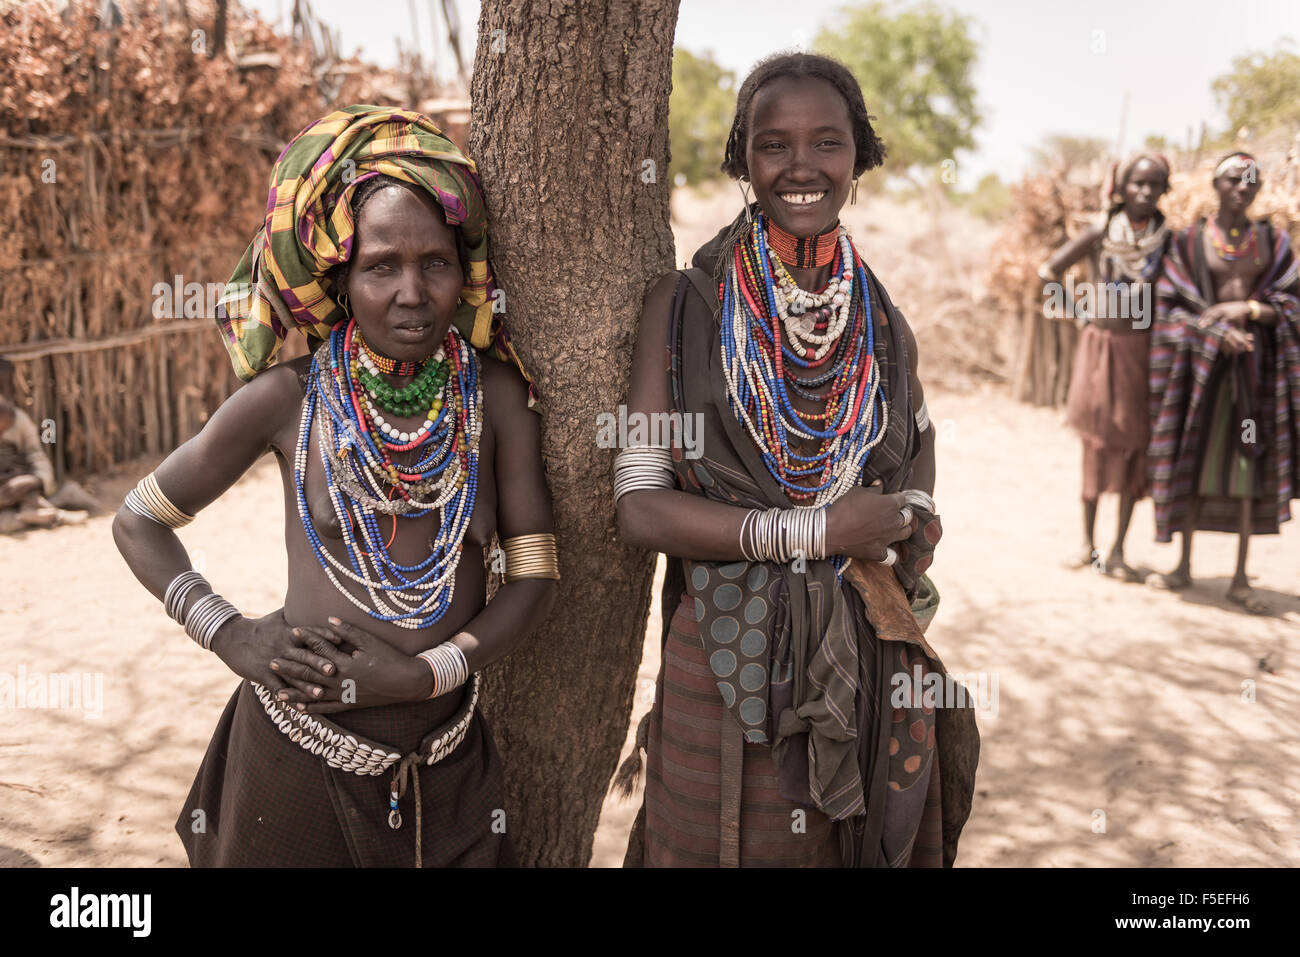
left=739, top=177, right=754, bottom=224
left=851, top=179, right=859, bottom=206
left=337, top=290, right=351, bottom=316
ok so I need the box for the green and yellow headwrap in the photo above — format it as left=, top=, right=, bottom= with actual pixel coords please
left=218, top=104, right=533, bottom=400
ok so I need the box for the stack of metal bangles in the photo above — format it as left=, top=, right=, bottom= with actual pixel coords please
left=739, top=507, right=826, bottom=563
left=125, top=472, right=195, bottom=529
left=740, top=487, right=936, bottom=568
left=612, top=445, right=675, bottom=503
left=501, top=532, right=561, bottom=583
left=416, top=642, right=470, bottom=699
left=914, top=397, right=930, bottom=434
left=164, top=570, right=241, bottom=650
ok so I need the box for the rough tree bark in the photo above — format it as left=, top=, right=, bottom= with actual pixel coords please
left=469, top=0, right=679, bottom=866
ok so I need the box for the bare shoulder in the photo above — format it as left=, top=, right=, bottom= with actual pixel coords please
left=479, top=354, right=533, bottom=431
left=646, top=270, right=680, bottom=305
left=637, top=270, right=682, bottom=350
left=211, top=356, right=305, bottom=422
left=151, top=353, right=314, bottom=511
left=239, top=355, right=313, bottom=449
left=257, top=354, right=313, bottom=403
left=642, top=271, right=680, bottom=323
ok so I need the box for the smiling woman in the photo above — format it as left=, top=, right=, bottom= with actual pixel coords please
left=616, top=53, right=978, bottom=868
left=111, top=106, right=558, bottom=867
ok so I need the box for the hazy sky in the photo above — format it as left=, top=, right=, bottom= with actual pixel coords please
left=244, top=0, right=1300, bottom=187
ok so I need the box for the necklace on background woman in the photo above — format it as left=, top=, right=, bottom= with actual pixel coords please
left=1208, top=217, right=1259, bottom=263
left=293, top=318, right=482, bottom=628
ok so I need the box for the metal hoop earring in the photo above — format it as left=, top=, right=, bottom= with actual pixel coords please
left=851, top=179, right=859, bottom=205
left=739, top=177, right=754, bottom=224
left=337, top=291, right=351, bottom=316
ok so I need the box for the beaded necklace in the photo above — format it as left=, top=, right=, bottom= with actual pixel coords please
left=720, top=213, right=889, bottom=507
left=355, top=347, right=449, bottom=424
left=293, top=318, right=482, bottom=628
left=766, top=219, right=839, bottom=268
left=359, top=331, right=424, bottom=376
left=1208, top=217, right=1258, bottom=262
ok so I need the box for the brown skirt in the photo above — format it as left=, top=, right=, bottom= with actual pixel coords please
left=642, top=593, right=946, bottom=867
left=1066, top=324, right=1151, bottom=500
left=176, top=679, right=515, bottom=867
left=643, top=595, right=841, bottom=866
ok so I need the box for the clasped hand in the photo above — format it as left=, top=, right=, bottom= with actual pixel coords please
left=825, top=480, right=922, bottom=562
left=212, top=609, right=429, bottom=714
left=1197, top=302, right=1256, bottom=354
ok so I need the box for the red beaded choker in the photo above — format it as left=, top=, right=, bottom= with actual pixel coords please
left=765, top=220, right=839, bottom=268
left=358, top=333, right=423, bottom=376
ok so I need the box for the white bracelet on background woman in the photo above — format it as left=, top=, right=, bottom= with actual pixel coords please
left=914, top=397, right=930, bottom=433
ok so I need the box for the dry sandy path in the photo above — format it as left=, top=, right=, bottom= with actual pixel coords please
left=2, top=385, right=1296, bottom=867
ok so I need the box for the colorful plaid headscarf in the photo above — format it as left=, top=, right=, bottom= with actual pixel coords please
left=218, top=104, right=533, bottom=401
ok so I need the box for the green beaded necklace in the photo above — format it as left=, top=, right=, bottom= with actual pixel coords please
left=355, top=360, right=450, bottom=416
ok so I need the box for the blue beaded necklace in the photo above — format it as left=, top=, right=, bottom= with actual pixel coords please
left=719, top=214, right=889, bottom=507
left=291, top=320, right=482, bottom=629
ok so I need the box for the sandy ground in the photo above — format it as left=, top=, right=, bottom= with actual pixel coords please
left=3, top=192, right=1297, bottom=866
left=2, top=383, right=1297, bottom=868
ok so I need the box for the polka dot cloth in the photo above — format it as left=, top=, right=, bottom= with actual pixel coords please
left=887, top=642, right=938, bottom=793
left=686, top=557, right=776, bottom=743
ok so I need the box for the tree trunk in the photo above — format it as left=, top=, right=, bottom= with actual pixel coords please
left=469, top=0, right=679, bottom=866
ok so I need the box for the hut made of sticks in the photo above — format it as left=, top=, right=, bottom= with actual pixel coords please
left=1, top=0, right=469, bottom=479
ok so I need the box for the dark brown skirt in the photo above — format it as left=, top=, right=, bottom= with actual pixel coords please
left=1066, top=324, right=1151, bottom=500
left=643, top=595, right=841, bottom=866
left=176, top=679, right=515, bottom=867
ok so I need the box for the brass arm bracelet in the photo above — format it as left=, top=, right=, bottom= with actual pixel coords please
left=502, top=533, right=560, bottom=583
left=124, top=472, right=195, bottom=528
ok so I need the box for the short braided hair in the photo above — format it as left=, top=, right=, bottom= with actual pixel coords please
left=722, top=52, right=886, bottom=180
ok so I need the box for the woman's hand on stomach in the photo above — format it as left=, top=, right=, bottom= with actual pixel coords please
left=270, top=616, right=433, bottom=713
left=210, top=607, right=343, bottom=691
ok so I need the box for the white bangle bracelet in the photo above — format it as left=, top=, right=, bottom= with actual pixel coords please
left=613, top=446, right=675, bottom=504
left=164, top=570, right=238, bottom=651
left=739, top=506, right=826, bottom=563
left=417, top=642, right=470, bottom=699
